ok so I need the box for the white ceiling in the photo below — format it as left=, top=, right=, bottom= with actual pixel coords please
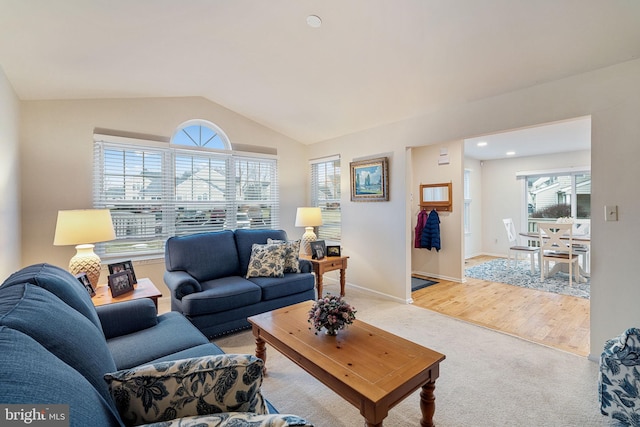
left=1, top=1, right=639, bottom=145
left=464, top=116, right=591, bottom=161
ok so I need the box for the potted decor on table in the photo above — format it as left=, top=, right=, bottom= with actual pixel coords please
left=308, top=294, right=357, bottom=335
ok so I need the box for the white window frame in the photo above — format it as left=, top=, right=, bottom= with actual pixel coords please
left=464, top=169, right=471, bottom=234
left=310, top=155, right=341, bottom=242
left=93, top=130, right=278, bottom=261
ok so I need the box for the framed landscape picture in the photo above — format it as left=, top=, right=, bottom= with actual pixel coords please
left=350, top=157, right=389, bottom=202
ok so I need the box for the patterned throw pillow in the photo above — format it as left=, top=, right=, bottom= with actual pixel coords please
left=104, top=354, right=267, bottom=427
left=246, top=243, right=286, bottom=278
left=267, top=239, right=301, bottom=273
left=149, top=412, right=314, bottom=426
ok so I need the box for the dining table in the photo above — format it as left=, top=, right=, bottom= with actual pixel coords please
left=519, top=231, right=590, bottom=282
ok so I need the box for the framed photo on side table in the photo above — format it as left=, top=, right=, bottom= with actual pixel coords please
left=326, top=245, right=341, bottom=257
left=310, top=240, right=326, bottom=260
left=108, top=271, right=135, bottom=297
left=75, top=273, right=95, bottom=297
left=108, top=260, right=137, bottom=284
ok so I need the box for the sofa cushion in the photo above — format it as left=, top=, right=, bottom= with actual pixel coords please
left=234, top=229, right=288, bottom=276
left=0, top=283, right=118, bottom=412
left=0, top=263, right=103, bottom=330
left=106, top=311, right=212, bottom=370
left=267, top=238, right=301, bottom=273
left=248, top=273, right=316, bottom=301
left=182, top=277, right=262, bottom=316
left=0, top=326, right=122, bottom=427
left=165, top=231, right=240, bottom=282
left=246, top=243, right=286, bottom=278
left=104, top=354, right=267, bottom=426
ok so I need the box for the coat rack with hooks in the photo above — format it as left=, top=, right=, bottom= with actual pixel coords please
left=419, top=182, right=452, bottom=212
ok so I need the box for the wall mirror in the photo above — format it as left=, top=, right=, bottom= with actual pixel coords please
left=419, top=182, right=452, bottom=211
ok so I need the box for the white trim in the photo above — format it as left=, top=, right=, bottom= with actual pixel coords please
left=309, top=154, right=340, bottom=164
left=516, top=166, right=590, bottom=178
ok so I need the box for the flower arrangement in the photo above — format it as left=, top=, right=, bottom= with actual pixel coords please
left=308, top=294, right=357, bottom=335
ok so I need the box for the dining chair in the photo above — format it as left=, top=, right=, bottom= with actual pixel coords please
left=538, top=222, right=581, bottom=286
left=502, top=218, right=539, bottom=273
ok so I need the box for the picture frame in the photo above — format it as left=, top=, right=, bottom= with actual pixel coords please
left=350, top=157, right=389, bottom=202
left=108, top=270, right=135, bottom=297
left=310, top=240, right=326, bottom=260
left=75, top=272, right=95, bottom=297
left=326, top=245, right=341, bottom=257
left=108, top=260, right=137, bottom=284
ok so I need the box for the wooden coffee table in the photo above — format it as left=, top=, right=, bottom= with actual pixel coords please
left=248, top=301, right=445, bottom=427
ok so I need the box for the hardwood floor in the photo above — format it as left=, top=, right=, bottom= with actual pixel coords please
left=412, top=255, right=590, bottom=356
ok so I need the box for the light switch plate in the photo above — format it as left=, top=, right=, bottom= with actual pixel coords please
left=605, top=205, right=618, bottom=221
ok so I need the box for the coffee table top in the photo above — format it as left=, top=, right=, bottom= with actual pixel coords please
left=248, top=300, right=445, bottom=405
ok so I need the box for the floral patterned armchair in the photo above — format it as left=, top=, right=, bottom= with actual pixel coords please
left=599, top=327, right=640, bottom=425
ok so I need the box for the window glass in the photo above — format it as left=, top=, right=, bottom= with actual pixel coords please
left=311, top=156, right=341, bottom=241
left=94, top=122, right=277, bottom=259
left=526, top=172, right=591, bottom=233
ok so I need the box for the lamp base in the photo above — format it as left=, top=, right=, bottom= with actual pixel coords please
left=69, top=244, right=101, bottom=288
left=300, top=227, right=317, bottom=256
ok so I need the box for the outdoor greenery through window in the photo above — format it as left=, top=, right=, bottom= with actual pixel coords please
left=93, top=121, right=278, bottom=260
left=523, top=170, right=591, bottom=233
left=311, top=155, right=341, bottom=242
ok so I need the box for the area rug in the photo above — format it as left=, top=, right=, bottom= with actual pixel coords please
left=411, top=276, right=438, bottom=291
left=465, top=258, right=590, bottom=299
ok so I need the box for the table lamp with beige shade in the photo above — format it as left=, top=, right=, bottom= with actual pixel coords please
left=53, top=209, right=116, bottom=288
left=295, top=207, right=323, bottom=256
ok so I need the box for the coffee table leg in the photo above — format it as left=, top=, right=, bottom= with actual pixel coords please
left=420, top=380, right=436, bottom=427
left=255, top=335, right=267, bottom=374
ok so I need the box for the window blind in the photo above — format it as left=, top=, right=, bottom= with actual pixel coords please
left=310, top=155, right=341, bottom=241
left=94, top=135, right=279, bottom=260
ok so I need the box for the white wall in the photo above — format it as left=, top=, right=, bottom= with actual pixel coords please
left=308, top=58, right=640, bottom=358
left=19, top=97, right=309, bottom=293
left=0, top=66, right=21, bottom=279
left=411, top=141, right=464, bottom=282
left=479, top=149, right=591, bottom=256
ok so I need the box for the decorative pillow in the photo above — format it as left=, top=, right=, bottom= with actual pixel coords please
left=246, top=243, right=286, bottom=278
left=148, top=412, right=314, bottom=426
left=104, top=354, right=267, bottom=426
left=267, top=239, right=301, bottom=273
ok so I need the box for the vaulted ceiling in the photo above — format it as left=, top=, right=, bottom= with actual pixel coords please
left=1, top=1, right=639, bottom=144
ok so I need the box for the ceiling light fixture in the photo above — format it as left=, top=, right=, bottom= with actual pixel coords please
left=477, top=141, right=488, bottom=147
left=306, top=15, right=322, bottom=28
left=506, top=151, right=516, bottom=156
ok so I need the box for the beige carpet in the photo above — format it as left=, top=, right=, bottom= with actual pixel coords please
left=213, top=285, right=604, bottom=426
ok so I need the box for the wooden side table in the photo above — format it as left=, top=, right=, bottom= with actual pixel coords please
left=91, top=277, right=162, bottom=309
left=302, top=255, right=349, bottom=298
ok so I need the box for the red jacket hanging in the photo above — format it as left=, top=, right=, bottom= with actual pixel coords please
left=414, top=209, right=428, bottom=248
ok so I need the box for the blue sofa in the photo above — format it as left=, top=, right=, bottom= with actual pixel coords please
left=0, top=263, right=312, bottom=427
left=164, top=229, right=316, bottom=338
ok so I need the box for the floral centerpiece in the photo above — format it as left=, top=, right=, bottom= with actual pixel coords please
left=308, top=294, right=357, bottom=335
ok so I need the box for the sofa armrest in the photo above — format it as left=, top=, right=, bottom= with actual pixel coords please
left=299, top=258, right=312, bottom=274
left=96, top=298, right=158, bottom=339
left=164, top=270, right=202, bottom=300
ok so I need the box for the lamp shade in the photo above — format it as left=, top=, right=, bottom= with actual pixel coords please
left=295, top=207, right=323, bottom=227
left=53, top=209, right=116, bottom=246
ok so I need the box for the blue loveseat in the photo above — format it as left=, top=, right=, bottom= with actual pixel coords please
left=0, top=263, right=313, bottom=427
left=164, top=229, right=316, bottom=338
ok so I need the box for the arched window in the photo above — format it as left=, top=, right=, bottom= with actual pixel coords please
left=171, top=120, right=231, bottom=150
left=93, top=120, right=278, bottom=260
